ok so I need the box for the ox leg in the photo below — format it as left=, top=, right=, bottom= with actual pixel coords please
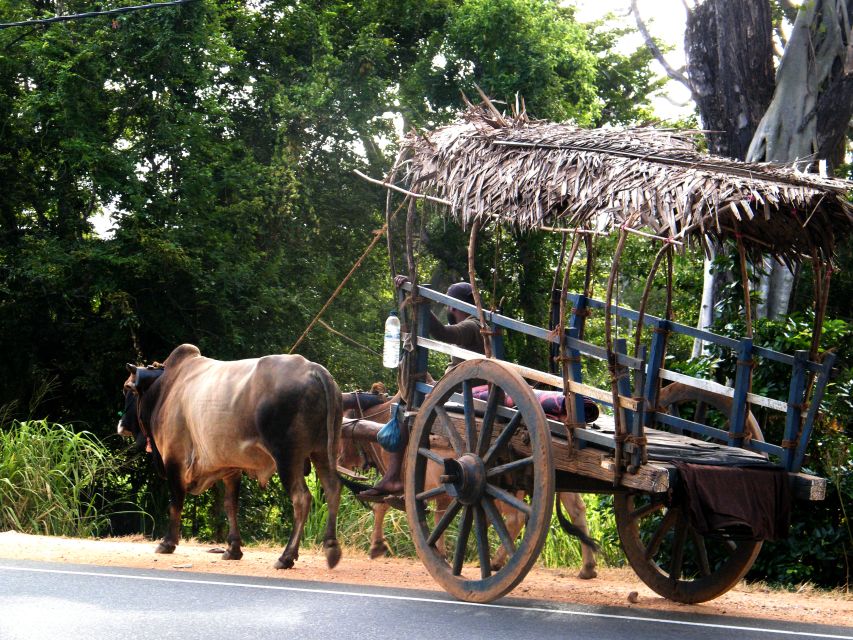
left=311, top=452, right=342, bottom=569
left=369, top=502, right=390, bottom=559
left=490, top=490, right=527, bottom=570
left=156, top=463, right=184, bottom=554
left=275, top=456, right=312, bottom=570
left=221, top=472, right=243, bottom=561
left=561, top=492, right=597, bottom=579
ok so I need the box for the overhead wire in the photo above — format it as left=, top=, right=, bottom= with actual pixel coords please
left=0, top=0, right=197, bottom=30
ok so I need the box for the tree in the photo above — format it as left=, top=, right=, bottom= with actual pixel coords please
left=634, top=0, right=853, bottom=335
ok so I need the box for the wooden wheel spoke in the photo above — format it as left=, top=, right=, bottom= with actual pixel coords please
left=644, top=508, right=678, bottom=561
left=482, top=496, right=516, bottom=558
left=474, top=505, right=492, bottom=579
left=486, top=456, right=534, bottom=478
left=417, top=446, right=445, bottom=466
left=630, top=499, right=665, bottom=521
left=462, top=381, right=476, bottom=453
left=435, top=406, right=464, bottom=456
left=416, top=485, right=448, bottom=502
left=404, top=359, right=554, bottom=603
left=452, top=506, right=474, bottom=576
left=483, top=411, right=522, bottom=465
left=690, top=526, right=711, bottom=577
left=476, top=385, right=503, bottom=457
left=669, top=514, right=689, bottom=581
left=427, top=499, right=462, bottom=547
left=486, top=483, right=532, bottom=517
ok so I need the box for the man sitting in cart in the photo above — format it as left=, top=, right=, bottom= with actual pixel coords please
left=357, top=277, right=486, bottom=499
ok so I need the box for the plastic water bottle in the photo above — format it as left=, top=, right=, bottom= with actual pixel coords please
left=382, top=310, right=401, bottom=368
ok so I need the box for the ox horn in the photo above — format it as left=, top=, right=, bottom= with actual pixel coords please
left=126, top=363, right=138, bottom=374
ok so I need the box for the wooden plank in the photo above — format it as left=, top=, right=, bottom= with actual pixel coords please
left=658, top=368, right=793, bottom=414
left=432, top=407, right=822, bottom=499
left=418, top=337, right=640, bottom=411
left=437, top=402, right=669, bottom=493
left=789, top=472, right=826, bottom=501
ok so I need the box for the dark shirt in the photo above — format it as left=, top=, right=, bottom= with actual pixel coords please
left=427, top=313, right=485, bottom=374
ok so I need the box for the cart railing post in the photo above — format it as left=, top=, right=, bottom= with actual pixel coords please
left=782, top=349, right=808, bottom=470
left=643, top=318, right=668, bottom=431
left=413, top=284, right=432, bottom=410
left=792, top=352, right=836, bottom=471
left=633, top=344, right=648, bottom=467
left=567, top=292, right=589, bottom=449
left=728, top=337, right=754, bottom=448
left=565, top=327, right=586, bottom=448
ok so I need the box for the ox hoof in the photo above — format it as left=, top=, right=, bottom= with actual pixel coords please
left=155, top=542, right=176, bottom=554
left=368, top=542, right=389, bottom=559
left=222, top=548, right=243, bottom=561
left=274, top=557, right=295, bottom=570
left=578, top=565, right=597, bottom=580
left=324, top=540, right=341, bottom=569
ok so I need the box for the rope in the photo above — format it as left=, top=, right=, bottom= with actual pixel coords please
left=316, top=319, right=380, bottom=357
left=289, top=201, right=405, bottom=354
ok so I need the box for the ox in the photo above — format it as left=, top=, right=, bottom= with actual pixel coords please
left=340, top=388, right=598, bottom=579
left=118, top=344, right=343, bottom=570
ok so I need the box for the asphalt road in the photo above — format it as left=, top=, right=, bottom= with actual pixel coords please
left=1, top=559, right=850, bottom=640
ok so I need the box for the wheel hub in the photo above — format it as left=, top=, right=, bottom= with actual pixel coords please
left=440, top=454, right=486, bottom=505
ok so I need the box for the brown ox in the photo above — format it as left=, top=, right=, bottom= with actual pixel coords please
left=340, top=389, right=598, bottom=579
left=119, top=344, right=343, bottom=570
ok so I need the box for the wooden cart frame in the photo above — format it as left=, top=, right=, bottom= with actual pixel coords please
left=365, top=104, right=853, bottom=604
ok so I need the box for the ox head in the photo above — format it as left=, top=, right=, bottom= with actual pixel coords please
left=118, top=363, right=164, bottom=438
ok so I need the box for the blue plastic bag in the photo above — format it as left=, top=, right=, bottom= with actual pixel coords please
left=377, top=402, right=405, bottom=453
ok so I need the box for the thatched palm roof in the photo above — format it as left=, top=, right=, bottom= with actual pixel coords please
left=393, top=106, right=853, bottom=262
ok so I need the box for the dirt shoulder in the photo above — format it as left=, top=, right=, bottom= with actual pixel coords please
left=1, top=530, right=850, bottom=627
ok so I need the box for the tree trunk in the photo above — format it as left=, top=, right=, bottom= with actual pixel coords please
left=748, top=0, right=853, bottom=319
left=683, top=0, right=775, bottom=349
left=691, top=252, right=717, bottom=359
left=685, top=0, right=775, bottom=159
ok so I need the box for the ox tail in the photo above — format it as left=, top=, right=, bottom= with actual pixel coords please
left=314, top=366, right=342, bottom=481
left=556, top=495, right=601, bottom=552
left=338, top=474, right=374, bottom=498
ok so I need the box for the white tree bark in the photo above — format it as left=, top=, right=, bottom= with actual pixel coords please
left=691, top=252, right=717, bottom=359
left=747, top=0, right=849, bottom=319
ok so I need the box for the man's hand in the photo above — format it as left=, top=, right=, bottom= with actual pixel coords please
left=393, top=275, right=410, bottom=289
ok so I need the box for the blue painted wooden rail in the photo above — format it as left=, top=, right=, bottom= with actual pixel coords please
left=400, top=282, right=834, bottom=474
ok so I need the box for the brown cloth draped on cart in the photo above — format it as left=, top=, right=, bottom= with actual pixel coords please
left=673, top=462, right=791, bottom=541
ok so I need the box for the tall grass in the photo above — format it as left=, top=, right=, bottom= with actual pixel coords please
left=303, top=471, right=625, bottom=569
left=0, top=419, right=121, bottom=537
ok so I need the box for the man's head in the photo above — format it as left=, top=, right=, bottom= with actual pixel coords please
left=445, top=281, right=475, bottom=324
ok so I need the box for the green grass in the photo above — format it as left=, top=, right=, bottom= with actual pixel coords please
left=302, top=470, right=625, bottom=570
left=0, top=419, right=121, bottom=537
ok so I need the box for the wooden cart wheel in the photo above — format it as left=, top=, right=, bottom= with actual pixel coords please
left=615, top=491, right=762, bottom=603
left=405, top=358, right=554, bottom=603
left=658, top=382, right=764, bottom=445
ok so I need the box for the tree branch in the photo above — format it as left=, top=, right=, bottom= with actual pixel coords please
left=630, top=0, right=695, bottom=96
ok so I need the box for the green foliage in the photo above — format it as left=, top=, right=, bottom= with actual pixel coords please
left=0, top=419, right=123, bottom=537
left=10, top=0, right=846, bottom=592
left=706, top=276, right=853, bottom=589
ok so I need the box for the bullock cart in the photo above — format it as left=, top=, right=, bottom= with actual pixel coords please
left=361, top=105, right=853, bottom=604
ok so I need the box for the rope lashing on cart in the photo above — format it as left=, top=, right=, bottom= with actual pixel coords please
left=467, top=219, right=494, bottom=359
left=605, top=225, right=633, bottom=486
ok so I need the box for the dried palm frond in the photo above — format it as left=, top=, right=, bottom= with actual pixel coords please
left=390, top=105, right=853, bottom=263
